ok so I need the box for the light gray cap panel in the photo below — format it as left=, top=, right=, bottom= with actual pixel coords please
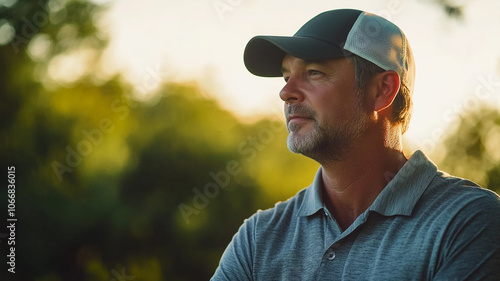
left=344, top=13, right=415, bottom=92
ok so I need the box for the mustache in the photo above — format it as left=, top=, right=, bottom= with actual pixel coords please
left=286, top=105, right=317, bottom=120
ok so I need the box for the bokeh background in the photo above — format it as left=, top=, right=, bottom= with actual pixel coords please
left=1, top=0, right=500, bottom=280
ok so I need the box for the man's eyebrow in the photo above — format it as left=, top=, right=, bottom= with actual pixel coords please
left=281, top=58, right=332, bottom=74
left=303, top=59, right=332, bottom=66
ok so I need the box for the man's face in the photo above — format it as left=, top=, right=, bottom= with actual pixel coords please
left=280, top=54, right=370, bottom=162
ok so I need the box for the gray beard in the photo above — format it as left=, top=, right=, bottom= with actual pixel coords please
left=286, top=104, right=368, bottom=163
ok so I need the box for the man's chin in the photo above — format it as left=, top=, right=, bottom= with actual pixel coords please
left=287, top=133, right=314, bottom=154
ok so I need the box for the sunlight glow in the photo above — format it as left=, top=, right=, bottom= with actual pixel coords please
left=47, top=48, right=97, bottom=84
left=0, top=19, right=14, bottom=45
left=27, top=33, right=52, bottom=61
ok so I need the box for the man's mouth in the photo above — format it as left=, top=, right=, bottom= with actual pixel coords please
left=287, top=115, right=313, bottom=124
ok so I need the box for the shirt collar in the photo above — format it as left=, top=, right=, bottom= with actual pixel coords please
left=297, top=150, right=437, bottom=218
left=368, top=150, right=437, bottom=216
left=297, top=167, right=326, bottom=217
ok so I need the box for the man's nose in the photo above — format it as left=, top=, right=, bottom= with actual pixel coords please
left=279, top=76, right=305, bottom=104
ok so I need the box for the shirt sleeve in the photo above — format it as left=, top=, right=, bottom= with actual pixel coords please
left=211, top=215, right=256, bottom=281
left=433, top=192, right=500, bottom=280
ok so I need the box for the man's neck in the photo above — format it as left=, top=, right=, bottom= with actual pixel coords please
left=320, top=139, right=407, bottom=231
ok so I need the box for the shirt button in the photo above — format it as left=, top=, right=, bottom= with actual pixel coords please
left=326, top=249, right=336, bottom=260
left=324, top=210, right=331, bottom=219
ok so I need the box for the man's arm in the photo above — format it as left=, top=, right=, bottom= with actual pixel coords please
left=433, top=192, right=500, bottom=280
left=211, top=216, right=255, bottom=281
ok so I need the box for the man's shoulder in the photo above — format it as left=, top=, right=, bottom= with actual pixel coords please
left=428, top=171, right=499, bottom=201
left=248, top=187, right=311, bottom=228
left=418, top=170, right=500, bottom=218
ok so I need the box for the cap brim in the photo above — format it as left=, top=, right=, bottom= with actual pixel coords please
left=244, top=35, right=350, bottom=77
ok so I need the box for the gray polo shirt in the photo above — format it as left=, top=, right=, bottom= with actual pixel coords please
left=211, top=150, right=500, bottom=280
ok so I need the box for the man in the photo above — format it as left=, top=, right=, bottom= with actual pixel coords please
left=212, top=9, right=500, bottom=280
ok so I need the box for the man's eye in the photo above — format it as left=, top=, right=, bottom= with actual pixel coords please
left=308, top=70, right=322, bottom=76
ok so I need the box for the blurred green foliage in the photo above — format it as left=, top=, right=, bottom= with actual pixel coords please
left=0, top=0, right=498, bottom=280
left=434, top=106, right=500, bottom=194
left=0, top=0, right=318, bottom=280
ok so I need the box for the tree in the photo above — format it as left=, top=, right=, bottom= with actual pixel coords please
left=1, top=1, right=317, bottom=279
left=434, top=105, right=500, bottom=194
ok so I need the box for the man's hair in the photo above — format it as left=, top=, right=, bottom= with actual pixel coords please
left=348, top=55, right=413, bottom=134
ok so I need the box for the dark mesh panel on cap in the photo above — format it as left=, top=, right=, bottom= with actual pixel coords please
left=294, top=9, right=361, bottom=46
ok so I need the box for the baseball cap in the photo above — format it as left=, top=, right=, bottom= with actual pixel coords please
left=244, top=9, right=415, bottom=92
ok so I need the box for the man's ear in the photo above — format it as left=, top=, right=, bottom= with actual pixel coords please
left=373, top=71, right=400, bottom=112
